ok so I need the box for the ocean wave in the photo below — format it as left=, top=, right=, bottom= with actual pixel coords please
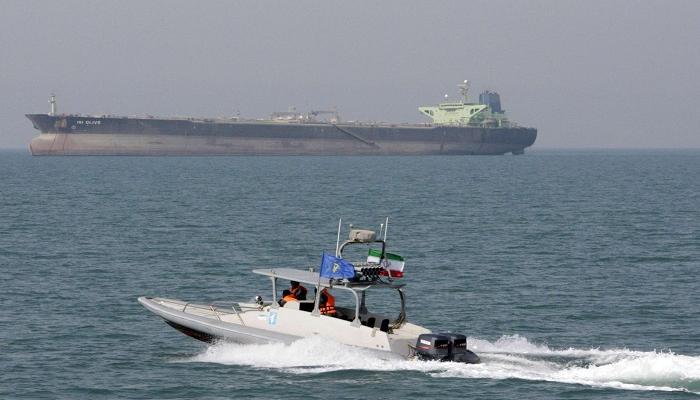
left=181, top=335, right=700, bottom=394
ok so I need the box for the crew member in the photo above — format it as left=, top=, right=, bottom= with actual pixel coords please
left=278, top=289, right=297, bottom=307
left=290, top=280, right=307, bottom=300
left=319, top=287, right=336, bottom=316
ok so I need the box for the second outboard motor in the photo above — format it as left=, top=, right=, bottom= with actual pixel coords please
left=415, top=334, right=451, bottom=361
left=439, top=333, right=481, bottom=364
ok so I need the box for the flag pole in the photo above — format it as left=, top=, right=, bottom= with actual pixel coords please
left=316, top=218, right=341, bottom=316
left=335, top=218, right=342, bottom=257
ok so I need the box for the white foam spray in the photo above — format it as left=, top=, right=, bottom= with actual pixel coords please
left=180, top=335, right=700, bottom=394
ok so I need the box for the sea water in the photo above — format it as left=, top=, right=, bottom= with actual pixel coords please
left=1, top=149, right=698, bottom=399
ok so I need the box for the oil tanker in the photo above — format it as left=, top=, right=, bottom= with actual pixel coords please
left=27, top=81, right=536, bottom=156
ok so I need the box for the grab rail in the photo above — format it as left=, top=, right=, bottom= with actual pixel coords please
left=210, top=305, right=222, bottom=321
left=230, top=303, right=245, bottom=325
left=175, top=299, right=260, bottom=326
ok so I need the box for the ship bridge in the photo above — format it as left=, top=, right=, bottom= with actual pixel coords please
left=419, top=80, right=512, bottom=128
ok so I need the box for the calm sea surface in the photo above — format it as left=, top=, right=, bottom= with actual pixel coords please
left=1, top=149, right=699, bottom=399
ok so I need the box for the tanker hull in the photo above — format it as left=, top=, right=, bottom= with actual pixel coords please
left=27, top=114, right=536, bottom=156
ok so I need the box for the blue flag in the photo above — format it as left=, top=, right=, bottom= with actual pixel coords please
left=319, top=252, right=356, bottom=279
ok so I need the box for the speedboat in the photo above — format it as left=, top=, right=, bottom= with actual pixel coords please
left=138, top=222, right=479, bottom=363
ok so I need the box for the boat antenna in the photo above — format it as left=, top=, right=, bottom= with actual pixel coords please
left=335, top=218, right=342, bottom=257
left=379, top=223, right=384, bottom=239
left=383, top=217, right=389, bottom=241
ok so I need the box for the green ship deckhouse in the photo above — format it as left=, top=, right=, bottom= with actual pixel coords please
left=419, top=80, right=512, bottom=128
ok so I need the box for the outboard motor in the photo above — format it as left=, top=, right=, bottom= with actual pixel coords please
left=415, top=334, right=451, bottom=361
left=415, top=333, right=480, bottom=364
left=439, top=333, right=481, bottom=364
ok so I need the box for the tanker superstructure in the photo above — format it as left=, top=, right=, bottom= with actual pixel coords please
left=27, top=81, right=536, bottom=156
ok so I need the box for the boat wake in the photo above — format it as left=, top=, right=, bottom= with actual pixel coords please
left=182, top=335, right=700, bottom=394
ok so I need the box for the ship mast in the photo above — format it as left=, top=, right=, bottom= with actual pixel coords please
left=49, top=94, right=56, bottom=116
left=458, top=80, right=469, bottom=103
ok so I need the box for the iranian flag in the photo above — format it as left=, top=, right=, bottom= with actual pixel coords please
left=367, top=249, right=405, bottom=278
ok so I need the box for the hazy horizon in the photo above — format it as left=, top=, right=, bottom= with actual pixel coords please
left=2, top=0, right=699, bottom=149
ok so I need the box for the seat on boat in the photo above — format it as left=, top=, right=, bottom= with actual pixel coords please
left=359, top=317, right=389, bottom=331
left=380, top=319, right=390, bottom=332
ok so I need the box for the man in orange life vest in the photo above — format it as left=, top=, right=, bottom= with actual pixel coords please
left=289, top=280, right=307, bottom=300
left=278, top=290, right=297, bottom=307
left=319, top=287, right=336, bottom=316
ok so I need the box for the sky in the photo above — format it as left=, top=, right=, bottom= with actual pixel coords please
left=1, top=0, right=699, bottom=149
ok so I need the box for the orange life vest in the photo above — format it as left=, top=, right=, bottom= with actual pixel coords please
left=283, top=294, right=297, bottom=303
left=319, top=290, right=336, bottom=315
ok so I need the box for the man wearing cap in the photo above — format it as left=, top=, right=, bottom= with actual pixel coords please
left=289, top=280, right=307, bottom=301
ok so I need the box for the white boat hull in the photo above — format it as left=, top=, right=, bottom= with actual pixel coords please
left=138, top=297, right=429, bottom=358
